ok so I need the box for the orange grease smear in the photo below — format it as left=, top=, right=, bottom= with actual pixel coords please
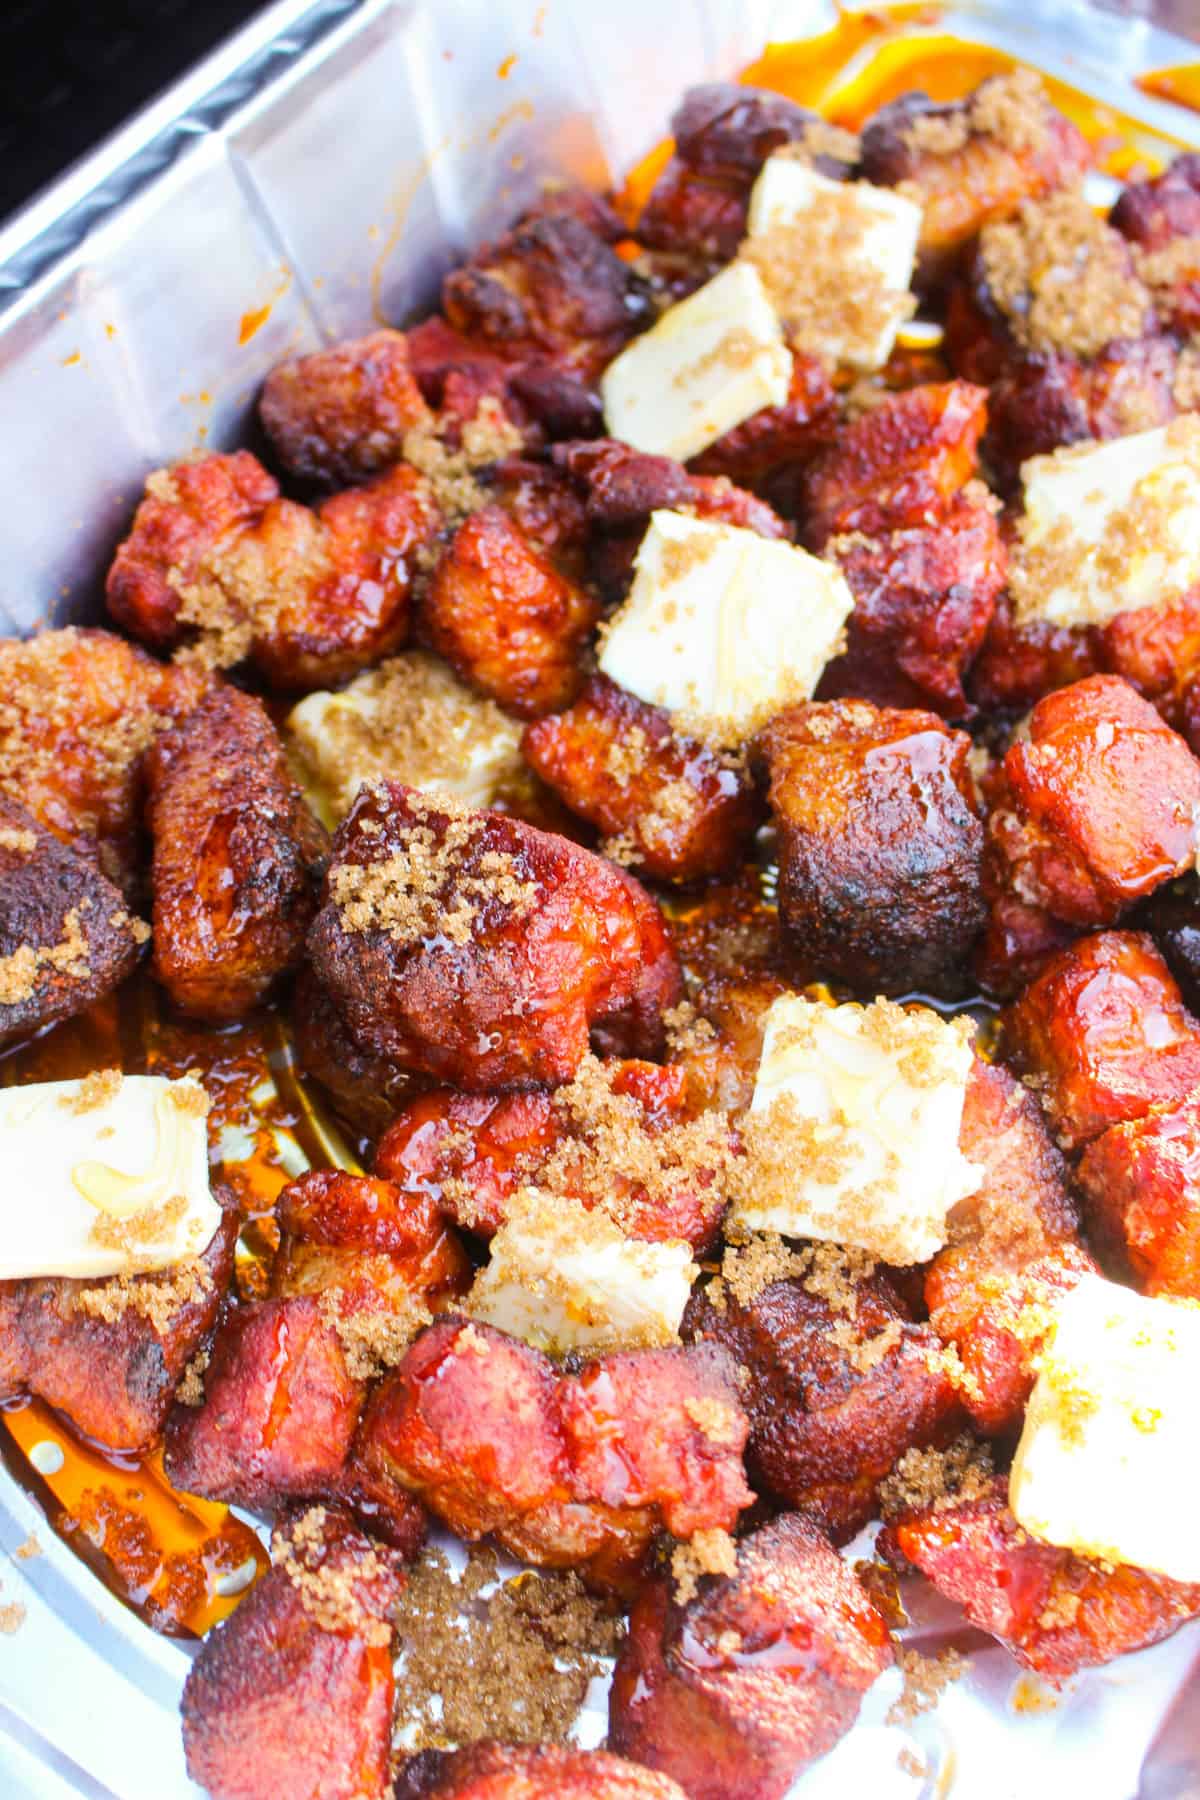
left=238, top=303, right=272, bottom=345
left=1138, top=64, right=1200, bottom=115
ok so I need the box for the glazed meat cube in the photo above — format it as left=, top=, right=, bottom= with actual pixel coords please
left=1001, top=930, right=1200, bottom=1150
left=292, top=968, right=419, bottom=1138
left=396, top=1743, right=688, bottom=1800
left=259, top=328, right=433, bottom=487
left=763, top=699, right=985, bottom=994
left=685, top=1272, right=961, bottom=1541
left=145, top=685, right=328, bottom=1020
left=420, top=506, right=598, bottom=717
left=859, top=71, right=1090, bottom=283
left=0, top=626, right=204, bottom=887
left=552, top=438, right=788, bottom=539
left=307, top=782, right=681, bottom=1091
left=405, top=318, right=604, bottom=448
left=375, top=1088, right=558, bottom=1237
left=967, top=592, right=1100, bottom=716
left=1077, top=1095, right=1200, bottom=1298
left=1111, top=152, right=1200, bottom=335
left=818, top=487, right=1006, bottom=719
left=986, top=677, right=1200, bottom=931
left=522, top=676, right=759, bottom=883
left=0, top=1206, right=237, bottom=1455
left=880, top=1479, right=1200, bottom=1681
left=802, top=381, right=988, bottom=547
left=0, top=798, right=148, bottom=1049
left=609, top=1513, right=892, bottom=1800
left=182, top=1506, right=406, bottom=1800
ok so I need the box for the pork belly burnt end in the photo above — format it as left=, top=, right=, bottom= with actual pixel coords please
left=397, top=1743, right=688, bottom=1800
left=0, top=797, right=147, bottom=1049
left=609, top=1513, right=892, bottom=1800
left=1111, top=152, right=1200, bottom=334
left=522, top=676, right=759, bottom=883
left=291, top=967, right=418, bottom=1138
left=358, top=1318, right=751, bottom=1591
left=1001, top=930, right=1200, bottom=1150
left=685, top=1271, right=962, bottom=1541
left=763, top=699, right=985, bottom=994
left=182, top=1506, right=406, bottom=1800
left=145, top=685, right=328, bottom=1020
left=259, top=328, right=433, bottom=487
left=308, top=781, right=681, bottom=1090
left=1077, top=1094, right=1200, bottom=1298
left=0, top=1205, right=237, bottom=1455
left=880, top=1478, right=1200, bottom=1681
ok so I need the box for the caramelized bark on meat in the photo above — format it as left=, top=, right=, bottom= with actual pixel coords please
left=405, top=318, right=604, bottom=450
left=1077, top=1094, right=1200, bottom=1299
left=686, top=1273, right=961, bottom=1541
left=182, top=1506, right=406, bottom=1800
left=421, top=506, right=598, bottom=717
left=763, top=699, right=985, bottom=994
left=358, top=1319, right=751, bottom=1592
left=0, top=626, right=205, bottom=887
left=1001, top=929, right=1200, bottom=1150
left=292, top=966, right=419, bottom=1138
left=880, top=1478, right=1200, bottom=1681
left=968, top=591, right=1100, bottom=716
left=0, top=1206, right=237, bottom=1455
left=308, top=781, right=681, bottom=1091
left=145, top=685, right=328, bottom=1020
left=259, top=328, right=434, bottom=487
left=609, top=1513, right=892, bottom=1800
left=396, top=1743, right=688, bottom=1800
left=803, top=382, right=988, bottom=546
left=1111, top=152, right=1200, bottom=334
left=522, top=676, right=759, bottom=883
left=0, top=797, right=148, bottom=1048
left=818, top=487, right=1005, bottom=718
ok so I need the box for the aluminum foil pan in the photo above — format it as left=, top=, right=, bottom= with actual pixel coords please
left=2, top=2, right=1200, bottom=1795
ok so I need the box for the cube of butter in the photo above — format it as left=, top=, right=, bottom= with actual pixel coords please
left=1010, top=1274, right=1200, bottom=1583
left=728, top=994, right=980, bottom=1265
left=744, top=155, right=921, bottom=371
left=597, top=509, right=853, bottom=746
left=600, top=261, right=791, bottom=462
left=0, top=1072, right=220, bottom=1280
left=466, top=1188, right=697, bottom=1356
left=1010, top=417, right=1200, bottom=630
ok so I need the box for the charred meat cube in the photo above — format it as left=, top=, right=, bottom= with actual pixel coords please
left=880, top=1478, right=1200, bottom=1681
left=1111, top=152, right=1200, bottom=335
left=1077, top=1095, right=1200, bottom=1299
left=145, top=685, right=328, bottom=1021
left=522, top=676, right=760, bottom=883
left=308, top=782, right=681, bottom=1091
left=763, top=699, right=985, bottom=994
left=0, top=798, right=148, bottom=1049
left=967, top=591, right=1100, bottom=717
left=1001, top=929, right=1200, bottom=1150
left=396, top=1743, right=688, bottom=1800
left=375, top=1088, right=558, bottom=1239
left=609, top=1512, right=892, bottom=1800
left=259, top=328, right=433, bottom=487
left=291, top=967, right=419, bottom=1138
left=686, top=1270, right=962, bottom=1542
left=182, top=1506, right=406, bottom=1800
left=420, top=505, right=598, bottom=717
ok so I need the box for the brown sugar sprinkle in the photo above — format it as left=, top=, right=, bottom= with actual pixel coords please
left=392, top=1544, right=623, bottom=1752
left=0, top=906, right=91, bottom=1008
left=684, top=1394, right=742, bottom=1444
left=110, top=910, right=152, bottom=946
left=68, top=1255, right=212, bottom=1335
left=401, top=397, right=522, bottom=525
left=923, top=1340, right=985, bottom=1407
left=88, top=1191, right=188, bottom=1262
left=175, top=1348, right=210, bottom=1407
left=980, top=187, right=1151, bottom=359
left=776, top=120, right=861, bottom=167
left=663, top=999, right=717, bottom=1062
left=829, top=1314, right=904, bottom=1374
left=319, top=1286, right=431, bottom=1382
left=969, top=68, right=1052, bottom=154
left=1038, top=1586, right=1082, bottom=1631
left=878, top=1435, right=996, bottom=1522
left=603, top=724, right=650, bottom=785
left=902, top=110, right=970, bottom=157
left=1172, top=341, right=1200, bottom=411
left=897, top=1748, right=929, bottom=1781
left=13, top=1534, right=40, bottom=1562
left=886, top=1645, right=969, bottom=1726
left=273, top=1506, right=394, bottom=1647
left=0, top=826, right=36, bottom=854
left=671, top=1527, right=738, bottom=1606
left=60, top=1068, right=123, bottom=1114
left=167, top=1076, right=211, bottom=1120
left=674, top=325, right=763, bottom=388
left=0, top=1594, right=25, bottom=1636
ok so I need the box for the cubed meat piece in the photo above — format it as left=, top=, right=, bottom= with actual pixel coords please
left=0, top=798, right=148, bottom=1049
left=968, top=593, right=1099, bottom=715
left=1077, top=1095, right=1200, bottom=1298
left=145, top=685, right=328, bottom=1021
left=396, top=1742, right=687, bottom=1800
left=259, top=328, right=433, bottom=486
left=522, top=676, right=759, bottom=883
left=552, top=437, right=789, bottom=540
left=859, top=72, right=1090, bottom=283
left=1111, top=152, right=1200, bottom=334
left=763, top=699, right=985, bottom=994
left=273, top=1169, right=469, bottom=1316
left=375, top=1088, right=557, bottom=1238
left=421, top=506, right=598, bottom=717
left=609, top=1512, right=892, bottom=1800
left=0, top=1206, right=236, bottom=1454
left=277, top=1169, right=448, bottom=1259
left=308, top=782, right=681, bottom=1091
left=1001, top=930, right=1200, bottom=1149
left=637, top=158, right=754, bottom=270
left=291, top=967, right=418, bottom=1139
left=182, top=1506, right=406, bottom=1800
left=974, top=889, right=1080, bottom=999
left=818, top=487, right=1005, bottom=719
left=689, top=352, right=837, bottom=490
left=405, top=319, right=604, bottom=448
left=686, top=1272, right=961, bottom=1541
left=880, top=1479, right=1200, bottom=1681
left=0, top=626, right=205, bottom=887
left=802, top=381, right=988, bottom=546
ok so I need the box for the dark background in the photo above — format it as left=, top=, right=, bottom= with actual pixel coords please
left=0, top=1, right=268, bottom=225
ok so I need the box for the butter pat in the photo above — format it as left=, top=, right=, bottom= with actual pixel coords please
left=597, top=509, right=853, bottom=745
left=1011, top=1275, right=1200, bottom=1582
left=0, top=1073, right=220, bottom=1280
left=286, top=650, right=527, bottom=828
left=600, top=262, right=791, bottom=462
left=730, top=995, right=980, bottom=1264
left=1010, top=417, right=1200, bottom=630
left=466, top=1188, right=697, bottom=1356
left=744, top=156, right=921, bottom=371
